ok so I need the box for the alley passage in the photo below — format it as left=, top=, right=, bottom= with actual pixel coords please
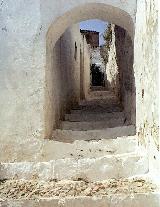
left=53, top=89, right=136, bottom=142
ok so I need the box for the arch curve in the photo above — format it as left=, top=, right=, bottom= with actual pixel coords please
left=45, top=2, right=136, bottom=138
left=47, top=3, right=135, bottom=47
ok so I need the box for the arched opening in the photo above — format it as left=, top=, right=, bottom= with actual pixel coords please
left=45, top=3, right=136, bottom=140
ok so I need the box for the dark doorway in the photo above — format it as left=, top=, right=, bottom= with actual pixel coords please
left=91, top=64, right=105, bottom=87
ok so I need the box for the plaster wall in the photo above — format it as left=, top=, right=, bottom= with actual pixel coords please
left=45, top=24, right=90, bottom=138
left=0, top=0, right=136, bottom=143
left=0, top=0, right=136, bottom=161
left=134, top=0, right=160, bottom=176
left=0, top=0, right=159, bottom=189
left=0, top=0, right=45, bottom=141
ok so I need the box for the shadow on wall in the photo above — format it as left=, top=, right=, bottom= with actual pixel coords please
left=45, top=24, right=90, bottom=138
left=115, top=25, right=136, bottom=126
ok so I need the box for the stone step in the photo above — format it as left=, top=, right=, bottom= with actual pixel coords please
left=33, top=137, right=139, bottom=161
left=0, top=177, right=159, bottom=206
left=79, top=99, right=120, bottom=106
left=71, top=106, right=123, bottom=114
left=0, top=153, right=148, bottom=181
left=90, top=86, right=111, bottom=91
left=61, top=118, right=125, bottom=131
left=53, top=125, right=136, bottom=142
left=72, top=102, right=122, bottom=109
left=87, top=90, right=118, bottom=101
left=1, top=192, right=159, bottom=207
left=65, top=111, right=125, bottom=122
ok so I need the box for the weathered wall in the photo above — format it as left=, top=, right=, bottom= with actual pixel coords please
left=0, top=0, right=45, bottom=141
left=104, top=24, right=135, bottom=125
left=134, top=0, right=159, bottom=176
left=0, top=0, right=136, bottom=161
left=0, top=0, right=136, bottom=142
left=45, top=24, right=90, bottom=138
left=90, top=47, right=106, bottom=72
left=115, top=26, right=135, bottom=125
left=0, top=23, right=90, bottom=162
left=106, top=24, right=120, bottom=96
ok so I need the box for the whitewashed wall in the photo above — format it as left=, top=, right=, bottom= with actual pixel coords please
left=134, top=0, right=159, bottom=176
left=0, top=0, right=136, bottom=142
left=0, top=0, right=137, bottom=162
left=45, top=24, right=90, bottom=138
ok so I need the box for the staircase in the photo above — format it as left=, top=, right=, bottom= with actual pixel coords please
left=53, top=98, right=135, bottom=142
left=0, top=96, right=159, bottom=206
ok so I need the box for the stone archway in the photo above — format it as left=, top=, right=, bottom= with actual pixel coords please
left=45, top=2, right=136, bottom=138
left=46, top=3, right=135, bottom=47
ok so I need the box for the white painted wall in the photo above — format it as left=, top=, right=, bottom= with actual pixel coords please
left=0, top=0, right=159, bottom=181
left=0, top=22, right=91, bottom=161
left=0, top=0, right=136, bottom=142
left=45, top=24, right=90, bottom=138
left=134, top=0, right=159, bottom=176
left=0, top=0, right=45, bottom=140
left=2, top=0, right=159, bottom=165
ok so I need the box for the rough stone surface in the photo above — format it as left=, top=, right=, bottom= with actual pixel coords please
left=106, top=24, right=120, bottom=96
left=0, top=177, right=157, bottom=200
left=90, top=47, right=106, bottom=72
